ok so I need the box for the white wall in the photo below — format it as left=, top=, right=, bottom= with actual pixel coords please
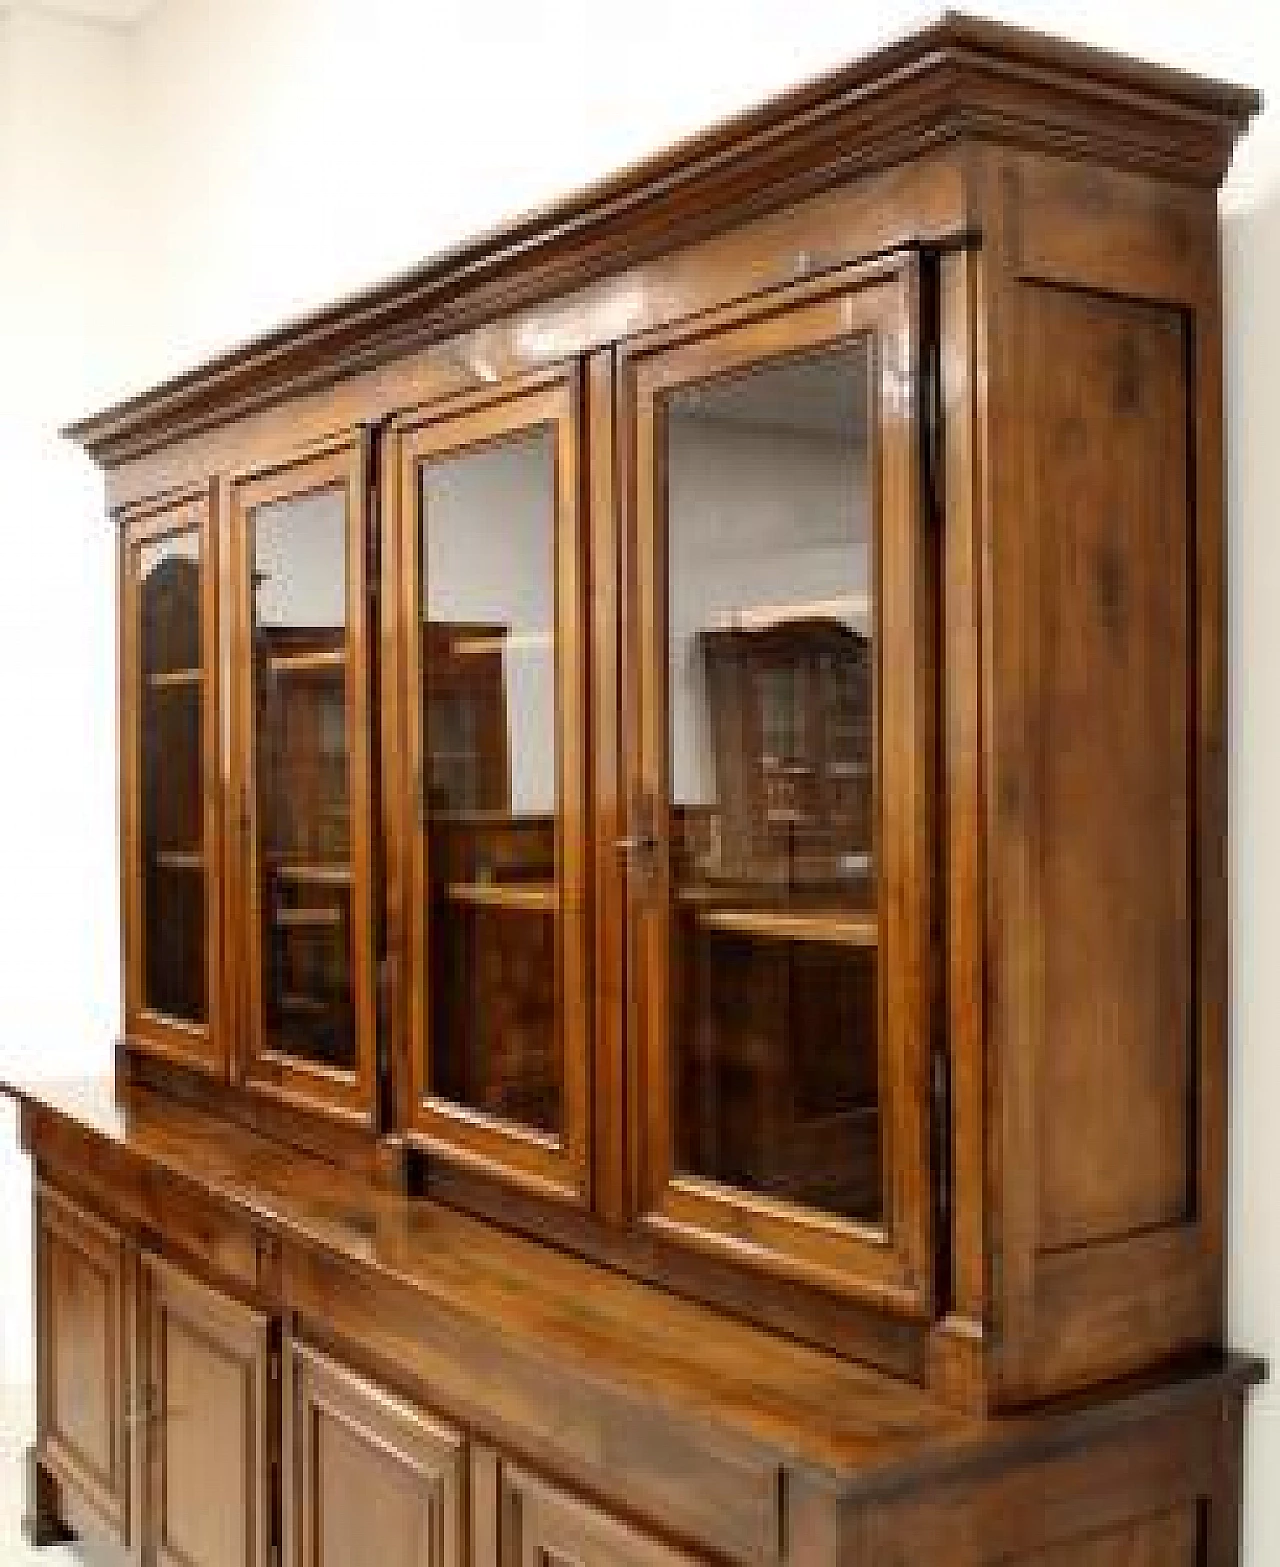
left=1, top=0, right=1278, bottom=1558
left=0, top=2, right=137, bottom=1388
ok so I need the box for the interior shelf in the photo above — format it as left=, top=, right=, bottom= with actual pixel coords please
left=273, top=905, right=343, bottom=929
left=271, top=862, right=351, bottom=887
left=276, top=993, right=333, bottom=1015
left=152, top=849, right=204, bottom=872
left=677, top=889, right=877, bottom=947
left=444, top=880, right=558, bottom=912
left=267, top=647, right=347, bottom=675
left=147, top=667, right=201, bottom=689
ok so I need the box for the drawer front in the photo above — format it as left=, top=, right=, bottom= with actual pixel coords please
left=288, top=1342, right=465, bottom=1567
left=35, top=1183, right=132, bottom=1547
left=481, top=1451, right=709, bottom=1567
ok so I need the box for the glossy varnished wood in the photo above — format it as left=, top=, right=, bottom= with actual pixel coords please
left=9, top=1077, right=1265, bottom=1567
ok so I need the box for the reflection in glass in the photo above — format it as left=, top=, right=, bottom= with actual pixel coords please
left=251, top=488, right=355, bottom=1071
left=419, top=428, right=561, bottom=1136
left=139, top=530, right=206, bottom=1023
left=665, top=342, right=882, bottom=1222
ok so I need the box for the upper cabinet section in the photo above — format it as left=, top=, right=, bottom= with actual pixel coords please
left=228, top=436, right=378, bottom=1125
left=94, top=20, right=1257, bottom=1408
left=620, top=263, right=934, bottom=1310
left=121, top=487, right=223, bottom=1076
left=389, top=372, right=591, bottom=1205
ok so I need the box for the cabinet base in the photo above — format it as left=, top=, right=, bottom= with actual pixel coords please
left=22, top=1450, right=73, bottom=1550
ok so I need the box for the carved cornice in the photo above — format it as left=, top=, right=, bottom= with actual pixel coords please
left=66, top=12, right=1260, bottom=467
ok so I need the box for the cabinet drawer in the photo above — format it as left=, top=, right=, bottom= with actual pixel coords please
left=35, top=1183, right=132, bottom=1548
left=288, top=1341, right=465, bottom=1567
left=479, top=1451, right=709, bottom=1567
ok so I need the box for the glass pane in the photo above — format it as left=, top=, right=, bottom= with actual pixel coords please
left=251, top=487, right=355, bottom=1071
left=138, top=529, right=206, bottom=1023
left=419, top=428, right=561, bottom=1136
left=664, top=341, right=881, bottom=1223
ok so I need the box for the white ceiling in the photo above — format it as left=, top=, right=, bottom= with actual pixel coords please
left=1, top=0, right=159, bottom=23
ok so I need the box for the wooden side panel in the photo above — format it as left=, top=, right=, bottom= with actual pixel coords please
left=144, top=1255, right=271, bottom=1567
left=1029, top=285, right=1192, bottom=1256
left=975, top=146, right=1226, bottom=1404
left=288, top=1341, right=464, bottom=1567
left=1015, top=1507, right=1198, bottom=1567
left=854, top=1380, right=1245, bottom=1567
left=35, top=1184, right=131, bottom=1547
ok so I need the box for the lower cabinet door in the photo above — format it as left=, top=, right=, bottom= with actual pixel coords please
left=143, top=1255, right=272, bottom=1567
left=489, top=1457, right=706, bottom=1567
left=35, top=1184, right=132, bottom=1548
left=287, top=1341, right=465, bottom=1567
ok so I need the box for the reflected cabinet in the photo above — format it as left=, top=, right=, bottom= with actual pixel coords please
left=95, top=14, right=1260, bottom=1455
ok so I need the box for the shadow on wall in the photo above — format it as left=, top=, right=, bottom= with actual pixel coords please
left=1225, top=182, right=1280, bottom=1567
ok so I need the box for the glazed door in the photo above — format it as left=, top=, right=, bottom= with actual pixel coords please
left=230, top=434, right=378, bottom=1124
left=620, top=260, right=935, bottom=1314
left=390, top=370, right=590, bottom=1205
left=121, top=485, right=223, bottom=1075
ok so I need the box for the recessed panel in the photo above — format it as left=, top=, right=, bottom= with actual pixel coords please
left=160, top=1315, right=253, bottom=1567
left=48, top=1236, right=115, bottom=1485
left=1030, top=286, right=1194, bottom=1255
left=314, top=1411, right=430, bottom=1567
left=1013, top=1505, right=1198, bottom=1567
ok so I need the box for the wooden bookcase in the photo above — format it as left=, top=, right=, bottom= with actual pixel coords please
left=5, top=16, right=1265, bottom=1567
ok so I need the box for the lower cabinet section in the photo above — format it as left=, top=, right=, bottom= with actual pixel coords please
left=287, top=1342, right=464, bottom=1567
left=29, top=1177, right=1254, bottom=1567
left=143, top=1257, right=272, bottom=1567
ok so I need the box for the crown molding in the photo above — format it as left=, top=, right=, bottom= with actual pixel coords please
left=65, top=11, right=1261, bottom=468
